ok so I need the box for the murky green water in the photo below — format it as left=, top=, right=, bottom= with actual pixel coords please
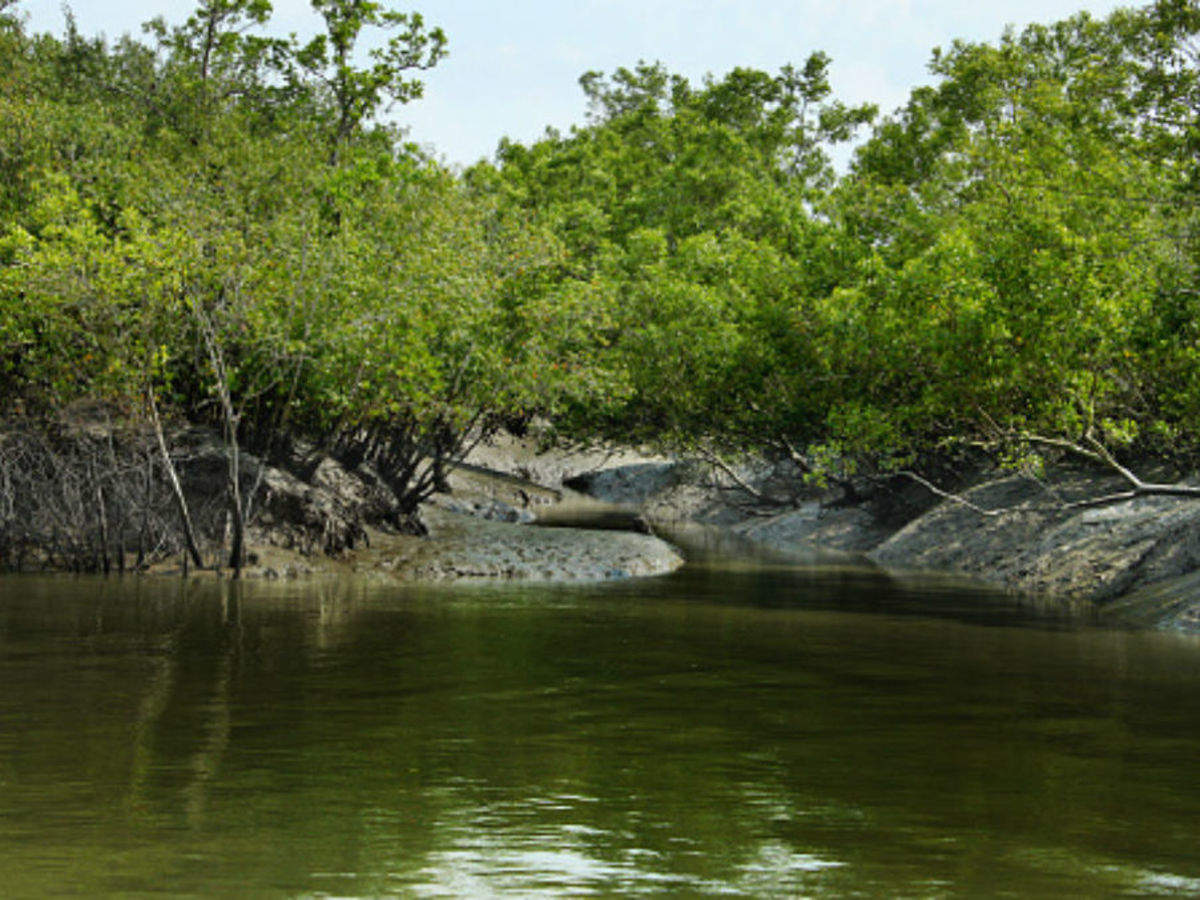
left=2, top=544, right=1199, bottom=896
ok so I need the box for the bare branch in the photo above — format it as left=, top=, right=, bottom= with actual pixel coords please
left=1083, top=433, right=1144, bottom=488
left=899, top=470, right=1006, bottom=517
left=1020, top=432, right=1106, bottom=466
left=696, top=447, right=786, bottom=507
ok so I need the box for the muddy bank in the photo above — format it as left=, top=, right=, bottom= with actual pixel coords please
left=375, top=507, right=681, bottom=581
left=196, top=435, right=682, bottom=583
left=10, top=416, right=1200, bottom=625
left=561, top=452, right=1200, bottom=633
left=0, top=419, right=685, bottom=584
left=227, top=434, right=1200, bottom=627
left=172, top=510, right=683, bottom=583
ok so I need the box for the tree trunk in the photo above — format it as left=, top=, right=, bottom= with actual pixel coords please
left=95, top=480, right=110, bottom=575
left=148, top=386, right=204, bottom=569
left=135, top=448, right=152, bottom=570
left=226, top=424, right=245, bottom=579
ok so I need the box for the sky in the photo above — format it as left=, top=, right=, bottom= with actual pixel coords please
left=17, top=0, right=1133, bottom=167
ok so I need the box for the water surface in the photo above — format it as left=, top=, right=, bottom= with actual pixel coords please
left=1, top=552, right=1199, bottom=896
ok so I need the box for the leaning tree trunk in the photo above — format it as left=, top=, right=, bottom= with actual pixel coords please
left=148, top=386, right=204, bottom=569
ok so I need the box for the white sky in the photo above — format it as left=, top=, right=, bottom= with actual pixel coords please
left=16, top=0, right=1133, bottom=167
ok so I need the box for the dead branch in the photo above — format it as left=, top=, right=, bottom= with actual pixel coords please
left=696, top=447, right=789, bottom=508
left=898, top=470, right=1006, bottom=517
left=1028, top=431, right=1200, bottom=500
left=148, top=387, right=205, bottom=569
left=902, top=429, right=1200, bottom=520
left=1019, top=432, right=1107, bottom=466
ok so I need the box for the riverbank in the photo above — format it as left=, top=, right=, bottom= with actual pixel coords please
left=554, top=448, right=1200, bottom=633
left=0, top=418, right=684, bottom=584
left=141, top=508, right=683, bottom=584
left=5, top=417, right=1200, bottom=632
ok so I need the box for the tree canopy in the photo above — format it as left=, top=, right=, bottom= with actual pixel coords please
left=3, top=0, right=1200, bottom=538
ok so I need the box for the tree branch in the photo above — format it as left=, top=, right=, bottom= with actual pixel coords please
left=898, top=470, right=1006, bottom=517
left=697, top=447, right=789, bottom=508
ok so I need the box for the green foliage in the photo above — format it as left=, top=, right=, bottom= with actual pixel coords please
left=483, top=0, right=1200, bottom=471
left=0, top=1, right=577, bottom=514
left=5, top=0, right=1200, bottom=508
left=828, top=1, right=1198, bottom=462
left=477, top=56, right=875, bottom=453
left=296, top=0, right=447, bottom=153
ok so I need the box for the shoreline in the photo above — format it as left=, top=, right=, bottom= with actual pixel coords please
left=4, top=421, right=1200, bottom=633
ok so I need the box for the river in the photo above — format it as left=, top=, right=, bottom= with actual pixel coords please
left=1, top=532, right=1199, bottom=896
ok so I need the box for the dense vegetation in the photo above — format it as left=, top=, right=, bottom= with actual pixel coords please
left=477, top=3, right=1200, bottom=482
left=1, top=0, right=1199, bottom=568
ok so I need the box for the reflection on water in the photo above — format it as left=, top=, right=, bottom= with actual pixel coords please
left=1, top=556, right=1199, bottom=896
